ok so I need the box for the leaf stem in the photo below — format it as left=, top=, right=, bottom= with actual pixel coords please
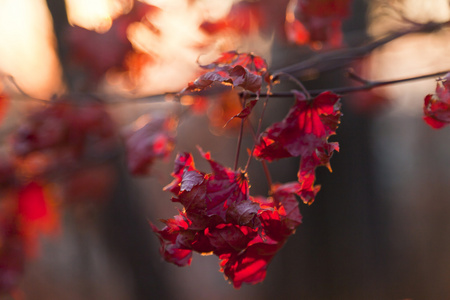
left=5, top=75, right=50, bottom=104
left=244, top=94, right=270, bottom=172
left=262, top=160, right=273, bottom=192
left=271, top=72, right=311, bottom=98
left=244, top=91, right=274, bottom=190
left=234, top=95, right=247, bottom=171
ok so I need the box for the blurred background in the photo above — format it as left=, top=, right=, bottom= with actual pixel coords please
left=1, top=0, right=450, bottom=299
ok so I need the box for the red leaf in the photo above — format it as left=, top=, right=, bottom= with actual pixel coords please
left=183, top=65, right=262, bottom=93
left=164, top=152, right=196, bottom=195
left=199, top=148, right=250, bottom=221
left=225, top=99, right=258, bottom=127
left=205, top=224, right=257, bottom=255
left=17, top=182, right=60, bottom=256
left=285, top=0, right=351, bottom=49
left=221, top=183, right=302, bottom=288
left=200, top=51, right=268, bottom=77
left=182, top=51, right=269, bottom=95
left=124, top=115, right=176, bottom=175
left=150, top=215, right=194, bottom=267
left=0, top=92, right=9, bottom=125
left=11, top=100, right=116, bottom=178
left=254, top=91, right=342, bottom=204
left=423, top=74, right=450, bottom=129
left=153, top=151, right=303, bottom=288
left=219, top=242, right=277, bottom=288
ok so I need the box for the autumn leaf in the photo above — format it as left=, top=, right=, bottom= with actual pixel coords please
left=254, top=91, right=342, bottom=204
left=183, top=65, right=262, bottom=93
left=11, top=100, right=117, bottom=178
left=153, top=150, right=252, bottom=267
left=285, top=0, right=352, bottom=49
left=153, top=151, right=303, bottom=288
left=199, top=51, right=268, bottom=78
left=221, top=182, right=302, bottom=288
left=423, top=74, right=450, bottom=129
left=181, top=51, right=269, bottom=95
left=224, top=99, right=258, bottom=127
left=17, top=181, right=60, bottom=257
left=123, top=115, right=176, bottom=175
left=0, top=92, right=9, bottom=125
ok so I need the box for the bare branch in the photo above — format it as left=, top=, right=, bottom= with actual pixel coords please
left=274, top=20, right=450, bottom=77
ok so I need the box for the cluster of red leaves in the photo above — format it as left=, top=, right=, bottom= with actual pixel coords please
left=151, top=150, right=302, bottom=288
left=183, top=51, right=268, bottom=94
left=423, top=74, right=450, bottom=129
left=285, top=0, right=352, bottom=49
left=11, top=100, right=116, bottom=177
left=254, top=91, right=342, bottom=205
left=182, top=52, right=268, bottom=129
left=123, top=115, right=176, bottom=175
left=0, top=94, right=181, bottom=293
left=0, top=99, right=122, bottom=293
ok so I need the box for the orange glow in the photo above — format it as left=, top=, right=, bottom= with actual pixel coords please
left=0, top=0, right=62, bottom=99
left=105, top=0, right=272, bottom=96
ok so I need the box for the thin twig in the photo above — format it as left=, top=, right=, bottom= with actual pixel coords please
left=243, top=69, right=450, bottom=99
left=271, top=72, right=311, bottom=98
left=274, top=20, right=450, bottom=77
left=244, top=90, right=274, bottom=190
left=5, top=75, right=49, bottom=104
left=106, top=92, right=179, bottom=105
left=244, top=94, right=270, bottom=172
left=234, top=94, right=248, bottom=171
left=262, top=161, right=273, bottom=191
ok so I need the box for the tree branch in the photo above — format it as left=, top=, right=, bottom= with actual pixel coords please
left=254, top=69, right=450, bottom=99
left=274, top=20, right=450, bottom=77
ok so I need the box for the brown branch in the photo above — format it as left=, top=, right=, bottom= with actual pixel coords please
left=274, top=20, right=450, bottom=77
left=250, top=69, right=449, bottom=99
left=95, top=69, right=449, bottom=106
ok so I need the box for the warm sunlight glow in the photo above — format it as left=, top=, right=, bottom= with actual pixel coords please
left=105, top=0, right=272, bottom=96
left=122, top=0, right=233, bottom=95
left=367, top=0, right=450, bottom=113
left=65, top=0, right=133, bottom=32
left=0, top=0, right=62, bottom=98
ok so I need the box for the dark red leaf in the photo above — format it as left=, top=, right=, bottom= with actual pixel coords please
left=11, top=100, right=117, bottom=178
left=254, top=91, right=342, bottom=204
left=220, top=182, right=303, bottom=288
left=183, top=65, right=262, bottom=93
left=225, top=99, right=259, bottom=128
left=17, top=182, right=59, bottom=256
left=153, top=150, right=303, bottom=288
left=124, top=115, right=176, bottom=175
left=199, top=51, right=268, bottom=77
left=205, top=224, right=257, bottom=255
